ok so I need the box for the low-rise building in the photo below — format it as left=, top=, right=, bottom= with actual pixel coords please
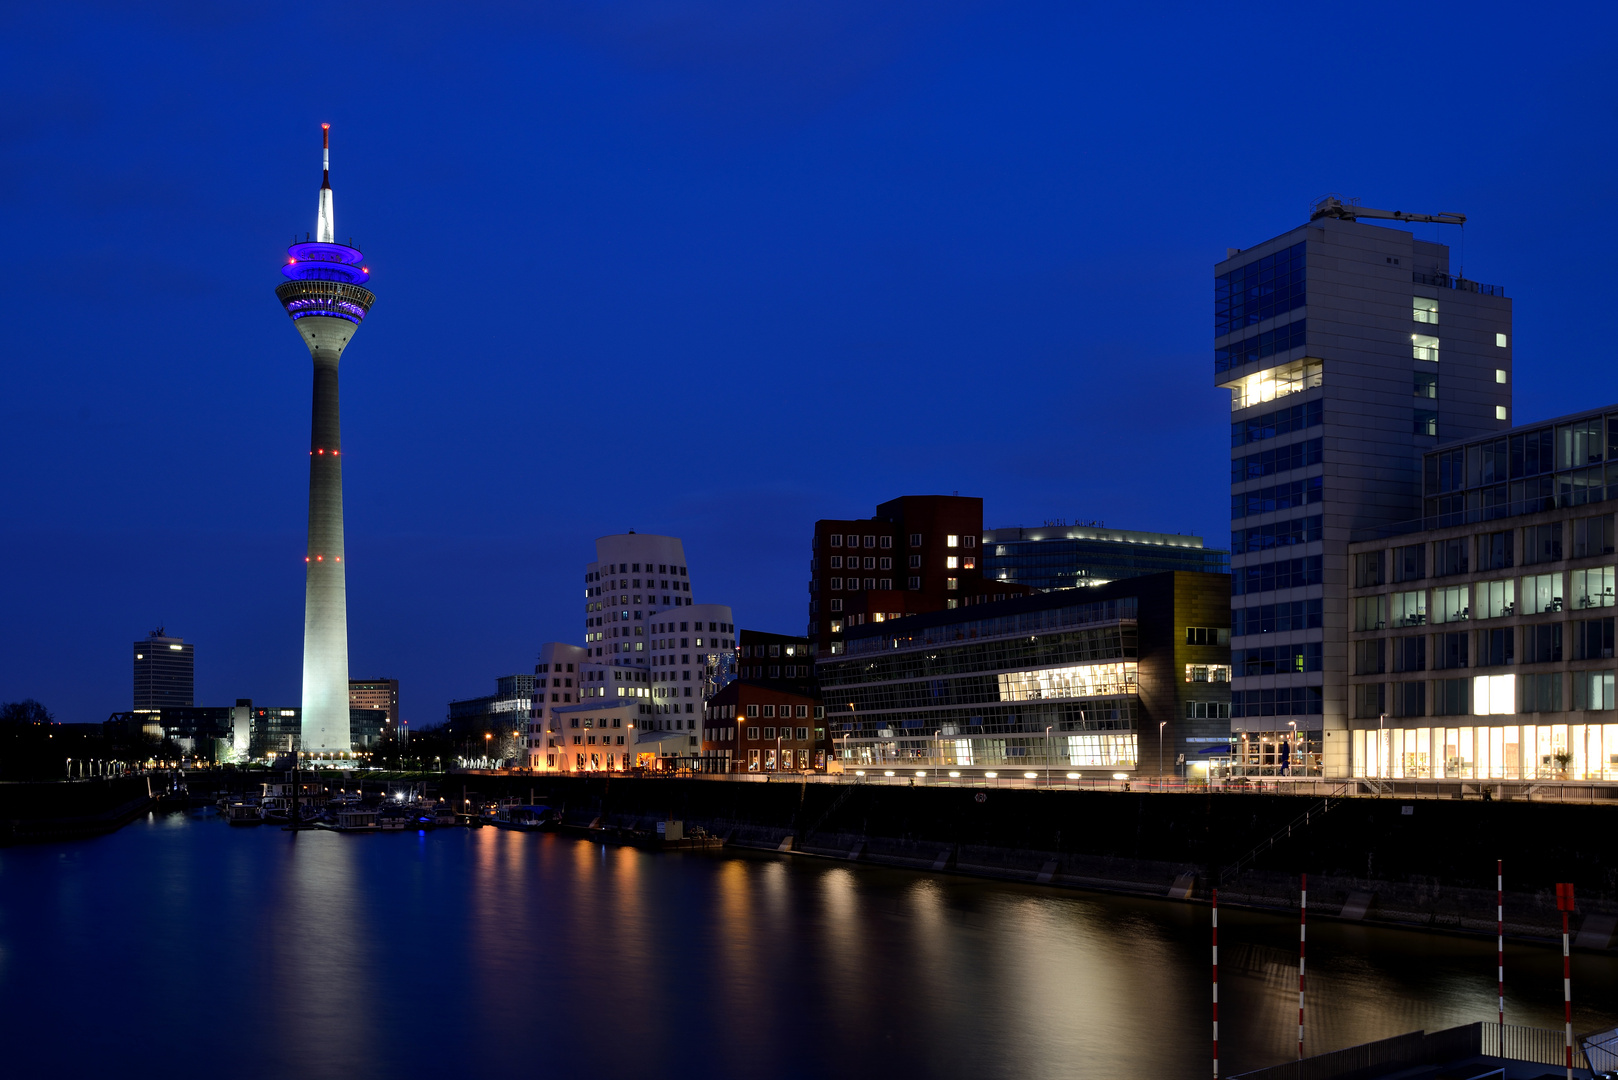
left=701, top=681, right=825, bottom=773
left=816, top=571, right=1230, bottom=777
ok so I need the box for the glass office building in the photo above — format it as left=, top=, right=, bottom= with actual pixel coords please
left=819, top=571, right=1231, bottom=776
left=1347, top=403, right=1618, bottom=780
left=1218, top=217, right=1512, bottom=775
left=983, top=526, right=1228, bottom=592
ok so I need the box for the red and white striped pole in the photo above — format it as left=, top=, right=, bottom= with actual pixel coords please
left=1213, top=887, right=1220, bottom=1079
left=1557, top=882, right=1575, bottom=1080
left=1298, top=872, right=1307, bottom=1059
left=1496, top=859, right=1504, bottom=1057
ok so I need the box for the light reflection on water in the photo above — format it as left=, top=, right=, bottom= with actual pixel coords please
left=0, top=812, right=1613, bottom=1079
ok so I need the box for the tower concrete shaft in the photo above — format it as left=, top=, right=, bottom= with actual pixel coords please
left=274, top=125, right=374, bottom=758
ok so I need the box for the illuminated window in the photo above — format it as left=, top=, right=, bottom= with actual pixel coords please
left=946, top=577, right=958, bottom=591
left=998, top=662, right=1138, bottom=700
left=1496, top=333, right=1508, bottom=348
left=1496, top=369, right=1508, bottom=384
left=830, top=619, right=843, bottom=633
left=1223, top=358, right=1322, bottom=411
left=1472, top=673, right=1515, bottom=715
left=1412, top=296, right=1438, bottom=324
left=1412, top=334, right=1439, bottom=361
left=946, top=556, right=959, bottom=569
left=947, top=535, right=959, bottom=548
left=1186, top=664, right=1232, bottom=683
left=1496, top=406, right=1508, bottom=421
left=963, top=557, right=976, bottom=569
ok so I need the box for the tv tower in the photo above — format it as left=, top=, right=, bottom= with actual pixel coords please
left=274, top=124, right=374, bottom=758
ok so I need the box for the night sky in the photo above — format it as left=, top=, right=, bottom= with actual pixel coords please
left=3, top=2, right=1615, bottom=726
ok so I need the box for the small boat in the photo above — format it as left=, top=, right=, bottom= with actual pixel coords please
left=225, top=799, right=263, bottom=826
left=490, top=804, right=555, bottom=831
left=318, top=807, right=379, bottom=832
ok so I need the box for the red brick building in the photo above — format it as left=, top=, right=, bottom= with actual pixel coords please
left=701, top=681, right=826, bottom=773
left=809, top=495, right=1033, bottom=657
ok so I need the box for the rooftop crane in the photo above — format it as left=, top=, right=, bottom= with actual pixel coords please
left=1309, top=194, right=1465, bottom=226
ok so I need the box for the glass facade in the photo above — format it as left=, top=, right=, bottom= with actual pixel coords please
left=1215, top=241, right=1306, bottom=336
left=1414, top=408, right=1618, bottom=531
left=983, top=532, right=1228, bottom=593
left=1354, top=721, right=1618, bottom=781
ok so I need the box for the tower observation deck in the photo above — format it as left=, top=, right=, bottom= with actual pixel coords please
left=274, top=124, right=375, bottom=758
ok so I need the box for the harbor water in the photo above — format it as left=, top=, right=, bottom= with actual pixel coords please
left=1, top=810, right=1614, bottom=1078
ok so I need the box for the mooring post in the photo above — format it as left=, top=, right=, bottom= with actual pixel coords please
left=1298, top=872, right=1307, bottom=1059
left=1212, top=887, right=1220, bottom=1078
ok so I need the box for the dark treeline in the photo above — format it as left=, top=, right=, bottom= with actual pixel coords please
left=0, top=699, right=179, bottom=781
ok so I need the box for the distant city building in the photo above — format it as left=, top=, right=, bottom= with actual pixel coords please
left=1219, top=213, right=1512, bottom=775
left=817, top=571, right=1230, bottom=777
left=449, top=674, right=536, bottom=764
left=1345, top=402, right=1618, bottom=782
left=701, top=681, right=825, bottom=773
left=809, top=495, right=1036, bottom=658
left=133, top=628, right=193, bottom=709
left=349, top=678, right=398, bottom=725
left=983, top=526, right=1228, bottom=592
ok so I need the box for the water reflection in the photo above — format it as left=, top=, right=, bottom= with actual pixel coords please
left=0, top=818, right=1613, bottom=1079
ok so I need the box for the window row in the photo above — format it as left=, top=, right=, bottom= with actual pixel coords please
left=1232, top=514, right=1322, bottom=555
left=1352, top=672, right=1616, bottom=719
left=1230, top=685, right=1324, bottom=717
left=1232, top=475, right=1322, bottom=520
left=1236, top=642, right=1323, bottom=676
left=1232, top=598, right=1323, bottom=636
left=1231, top=437, right=1322, bottom=483
left=1427, top=418, right=1618, bottom=494
left=1231, top=398, right=1322, bottom=448
left=1355, top=517, right=1616, bottom=587
left=1354, top=620, right=1618, bottom=675
left=1233, top=555, right=1323, bottom=596
left=824, top=578, right=894, bottom=593
left=1225, top=358, right=1321, bottom=411
left=1354, top=570, right=1616, bottom=630
left=826, top=556, right=894, bottom=570
left=1214, top=318, right=1307, bottom=374
left=1353, top=721, right=1618, bottom=783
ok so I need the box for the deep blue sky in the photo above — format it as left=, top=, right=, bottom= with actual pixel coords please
left=3, top=2, right=1615, bottom=725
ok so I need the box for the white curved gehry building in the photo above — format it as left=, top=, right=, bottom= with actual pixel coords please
left=529, top=533, right=737, bottom=771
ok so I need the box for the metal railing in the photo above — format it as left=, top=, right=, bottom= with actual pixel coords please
left=1232, top=1022, right=1583, bottom=1080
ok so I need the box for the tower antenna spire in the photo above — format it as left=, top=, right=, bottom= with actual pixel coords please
left=317, top=124, right=335, bottom=243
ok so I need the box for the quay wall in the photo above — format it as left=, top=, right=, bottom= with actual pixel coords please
left=450, top=775, right=1618, bottom=944
left=0, top=776, right=156, bottom=844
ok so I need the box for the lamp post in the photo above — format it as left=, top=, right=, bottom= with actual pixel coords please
left=934, top=730, right=942, bottom=778
left=1159, top=721, right=1167, bottom=781
left=484, top=732, right=491, bottom=768
left=1288, top=720, right=1298, bottom=779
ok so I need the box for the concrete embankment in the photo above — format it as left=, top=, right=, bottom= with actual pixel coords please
left=453, top=774, right=1618, bottom=947
left=0, top=776, right=157, bottom=845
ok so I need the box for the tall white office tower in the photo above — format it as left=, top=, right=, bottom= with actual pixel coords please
left=1218, top=205, right=1510, bottom=776
left=274, top=125, right=376, bottom=758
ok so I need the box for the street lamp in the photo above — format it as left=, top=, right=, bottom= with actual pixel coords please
left=1159, top=721, right=1167, bottom=780
left=1288, top=720, right=1298, bottom=778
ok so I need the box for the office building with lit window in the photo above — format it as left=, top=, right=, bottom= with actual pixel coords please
left=983, top=525, right=1229, bottom=591
left=1218, top=211, right=1512, bottom=774
left=817, top=571, right=1229, bottom=776
left=133, top=628, right=193, bottom=709
left=1345, top=404, right=1618, bottom=780
left=809, top=495, right=1035, bottom=658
